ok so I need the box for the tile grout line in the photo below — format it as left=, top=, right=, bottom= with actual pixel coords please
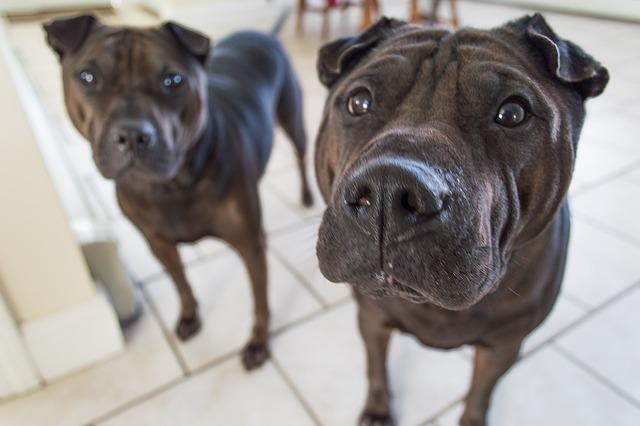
left=85, top=339, right=246, bottom=424
left=522, top=281, right=640, bottom=361
left=553, top=343, right=640, bottom=410
left=570, top=158, right=640, bottom=198
left=137, top=283, right=190, bottom=376
left=84, top=375, right=187, bottom=426
left=272, top=296, right=353, bottom=338
left=270, top=355, right=324, bottom=426
left=271, top=246, right=330, bottom=308
left=417, top=282, right=640, bottom=425
left=561, top=292, right=592, bottom=311
left=571, top=210, right=640, bottom=247
left=418, top=396, right=466, bottom=426
left=88, top=299, right=349, bottom=426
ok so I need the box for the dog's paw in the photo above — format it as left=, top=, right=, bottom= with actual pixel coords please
left=459, top=412, right=486, bottom=426
left=302, top=189, right=314, bottom=207
left=175, top=314, right=202, bottom=341
left=241, top=342, right=270, bottom=370
left=358, top=411, right=394, bottom=426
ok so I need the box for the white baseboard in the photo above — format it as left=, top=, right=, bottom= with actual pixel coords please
left=21, top=291, right=124, bottom=383
left=0, top=294, right=41, bottom=400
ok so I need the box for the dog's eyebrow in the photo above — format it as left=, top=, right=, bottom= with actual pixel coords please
left=354, top=53, right=409, bottom=76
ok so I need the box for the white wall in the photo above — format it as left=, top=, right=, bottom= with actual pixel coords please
left=486, top=0, right=640, bottom=21
left=0, top=17, right=123, bottom=392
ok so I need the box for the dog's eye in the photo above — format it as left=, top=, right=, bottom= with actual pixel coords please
left=347, top=89, right=373, bottom=116
left=495, top=97, right=529, bottom=127
left=78, top=70, right=97, bottom=87
left=162, top=72, right=184, bottom=89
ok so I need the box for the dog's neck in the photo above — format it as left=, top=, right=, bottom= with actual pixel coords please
left=173, top=116, right=217, bottom=188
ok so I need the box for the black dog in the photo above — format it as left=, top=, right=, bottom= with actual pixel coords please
left=314, top=15, right=607, bottom=425
left=44, top=13, right=312, bottom=369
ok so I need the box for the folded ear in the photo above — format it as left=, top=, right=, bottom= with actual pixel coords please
left=43, top=14, right=98, bottom=59
left=520, top=13, right=609, bottom=99
left=317, top=17, right=406, bottom=87
left=162, top=21, right=210, bottom=64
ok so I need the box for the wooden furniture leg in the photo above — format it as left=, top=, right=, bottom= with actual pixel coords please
left=410, top=0, right=420, bottom=22
left=450, top=0, right=460, bottom=27
left=296, top=0, right=306, bottom=33
left=360, top=0, right=376, bottom=30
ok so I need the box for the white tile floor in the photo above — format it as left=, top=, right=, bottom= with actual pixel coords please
left=2, top=0, right=640, bottom=425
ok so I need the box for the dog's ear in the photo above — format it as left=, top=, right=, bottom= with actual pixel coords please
left=43, top=14, right=98, bottom=59
left=162, top=21, right=210, bottom=64
left=317, top=17, right=405, bottom=87
left=514, top=14, right=608, bottom=99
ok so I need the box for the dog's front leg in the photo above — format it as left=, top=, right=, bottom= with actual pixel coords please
left=145, top=234, right=201, bottom=341
left=228, top=231, right=270, bottom=371
left=460, top=340, right=522, bottom=426
left=357, top=299, right=394, bottom=426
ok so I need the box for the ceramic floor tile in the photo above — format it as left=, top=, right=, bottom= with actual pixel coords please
left=579, top=112, right=640, bottom=156
left=192, top=237, right=228, bottom=259
left=562, top=216, right=640, bottom=308
left=263, top=130, right=298, bottom=175
left=273, top=302, right=472, bottom=426
left=436, top=346, right=640, bottom=426
left=265, top=167, right=327, bottom=219
left=270, top=216, right=352, bottom=305
left=521, top=295, right=587, bottom=354
left=99, top=359, right=315, bottom=426
left=556, top=286, right=640, bottom=403
left=260, top=185, right=307, bottom=234
left=145, top=250, right=322, bottom=371
left=431, top=402, right=463, bottom=426
left=623, top=168, right=640, bottom=187
left=571, top=178, right=640, bottom=243
left=571, top=139, right=639, bottom=191
left=0, top=297, right=182, bottom=426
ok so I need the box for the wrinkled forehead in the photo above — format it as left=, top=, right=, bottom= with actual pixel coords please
left=366, top=26, right=534, bottom=74
left=70, top=26, right=185, bottom=74
left=346, top=26, right=546, bottom=108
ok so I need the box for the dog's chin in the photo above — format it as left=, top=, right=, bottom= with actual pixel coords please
left=99, top=161, right=180, bottom=183
left=349, top=272, right=494, bottom=311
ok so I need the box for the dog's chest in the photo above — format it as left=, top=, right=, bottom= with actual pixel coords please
left=116, top=183, right=225, bottom=243
left=372, top=296, right=522, bottom=349
left=392, top=305, right=490, bottom=348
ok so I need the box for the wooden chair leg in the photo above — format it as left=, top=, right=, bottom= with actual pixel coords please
left=371, top=0, right=380, bottom=16
left=361, top=0, right=375, bottom=30
left=321, top=5, right=331, bottom=40
left=296, top=0, right=306, bottom=33
left=410, top=0, right=421, bottom=22
left=450, top=0, right=460, bottom=27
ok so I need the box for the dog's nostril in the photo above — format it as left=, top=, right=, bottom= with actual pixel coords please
left=399, top=190, right=446, bottom=217
left=137, top=133, right=151, bottom=146
left=345, top=186, right=372, bottom=209
left=116, top=135, right=128, bottom=151
left=400, top=191, right=418, bottom=214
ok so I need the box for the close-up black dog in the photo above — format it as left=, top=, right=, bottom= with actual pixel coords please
left=314, top=14, right=607, bottom=426
left=43, top=13, right=313, bottom=370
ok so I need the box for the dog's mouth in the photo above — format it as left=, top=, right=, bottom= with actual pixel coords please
left=96, top=153, right=180, bottom=183
left=349, top=269, right=499, bottom=309
left=351, top=272, right=429, bottom=303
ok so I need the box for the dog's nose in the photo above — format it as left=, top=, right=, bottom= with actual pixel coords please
left=341, top=157, right=449, bottom=227
left=111, top=119, right=157, bottom=152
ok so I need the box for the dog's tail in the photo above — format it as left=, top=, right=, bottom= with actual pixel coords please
left=270, top=6, right=292, bottom=36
